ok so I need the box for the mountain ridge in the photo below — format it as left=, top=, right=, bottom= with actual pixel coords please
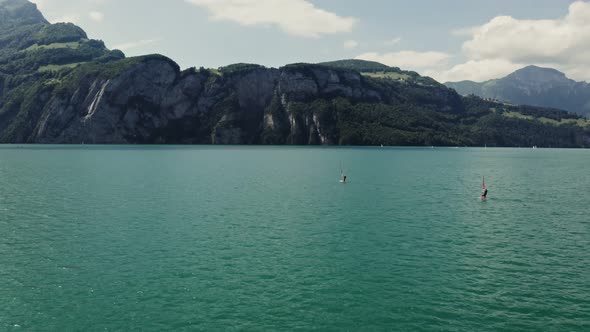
left=0, top=1, right=589, bottom=147
left=445, top=66, right=590, bottom=116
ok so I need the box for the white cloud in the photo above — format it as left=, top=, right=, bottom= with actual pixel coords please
left=112, top=39, right=159, bottom=51
left=30, top=0, right=46, bottom=11
left=185, top=0, right=357, bottom=38
left=355, top=51, right=451, bottom=70
left=343, top=40, right=358, bottom=49
left=454, top=1, right=590, bottom=81
left=384, top=37, right=401, bottom=46
left=356, top=1, right=590, bottom=83
left=33, top=0, right=108, bottom=24
left=560, top=65, right=590, bottom=82
left=49, top=15, right=81, bottom=24
left=463, top=16, right=570, bottom=64
left=425, top=59, right=524, bottom=83
left=450, top=26, right=476, bottom=37
left=89, top=11, right=104, bottom=23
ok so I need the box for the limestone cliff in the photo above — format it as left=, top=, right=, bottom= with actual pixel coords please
left=8, top=57, right=399, bottom=144
left=1, top=0, right=589, bottom=147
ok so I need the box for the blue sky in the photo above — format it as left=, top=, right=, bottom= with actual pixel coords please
left=31, top=0, right=589, bottom=82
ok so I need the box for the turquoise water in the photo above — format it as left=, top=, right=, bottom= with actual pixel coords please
left=1, top=146, right=589, bottom=331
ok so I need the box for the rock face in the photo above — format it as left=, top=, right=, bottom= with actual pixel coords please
left=2, top=54, right=587, bottom=147
left=13, top=59, right=395, bottom=144
left=445, top=66, right=590, bottom=116
left=35, top=59, right=182, bottom=143
left=1, top=1, right=589, bottom=147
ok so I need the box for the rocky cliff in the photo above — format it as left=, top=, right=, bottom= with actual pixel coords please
left=2, top=55, right=463, bottom=144
left=1, top=0, right=589, bottom=147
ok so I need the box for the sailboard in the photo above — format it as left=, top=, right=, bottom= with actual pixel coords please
left=481, top=177, right=487, bottom=201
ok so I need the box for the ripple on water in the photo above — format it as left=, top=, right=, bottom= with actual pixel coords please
left=1, top=147, right=590, bottom=331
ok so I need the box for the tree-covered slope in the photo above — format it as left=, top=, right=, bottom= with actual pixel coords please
left=319, top=59, right=439, bottom=86
left=0, top=1, right=589, bottom=147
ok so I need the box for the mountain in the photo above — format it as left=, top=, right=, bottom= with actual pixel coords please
left=320, top=59, right=391, bottom=72
left=319, top=59, right=439, bottom=86
left=0, top=1, right=589, bottom=146
left=445, top=66, right=590, bottom=117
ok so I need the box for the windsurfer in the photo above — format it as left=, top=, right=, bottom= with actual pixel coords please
left=481, top=177, right=488, bottom=200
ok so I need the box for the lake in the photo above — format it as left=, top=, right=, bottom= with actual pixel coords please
left=1, top=146, right=589, bottom=331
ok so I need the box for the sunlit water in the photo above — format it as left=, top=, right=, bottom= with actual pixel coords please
left=1, top=146, right=589, bottom=331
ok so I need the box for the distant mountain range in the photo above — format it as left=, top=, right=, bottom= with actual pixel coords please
left=0, top=0, right=589, bottom=146
left=445, top=66, right=590, bottom=117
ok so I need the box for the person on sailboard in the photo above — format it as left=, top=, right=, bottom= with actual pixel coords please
left=342, top=175, right=347, bottom=183
left=481, top=188, right=488, bottom=199
left=481, top=177, right=488, bottom=200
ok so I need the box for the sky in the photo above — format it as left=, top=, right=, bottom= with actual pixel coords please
left=29, top=0, right=590, bottom=82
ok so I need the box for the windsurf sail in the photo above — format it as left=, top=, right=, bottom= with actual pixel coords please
left=481, top=176, right=488, bottom=200
left=339, top=161, right=349, bottom=183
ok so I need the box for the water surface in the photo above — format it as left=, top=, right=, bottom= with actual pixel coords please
left=1, top=146, right=589, bottom=331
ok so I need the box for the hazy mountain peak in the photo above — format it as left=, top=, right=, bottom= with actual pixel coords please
left=0, top=0, right=47, bottom=28
left=445, top=65, right=590, bottom=116
left=507, top=65, right=569, bottom=83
